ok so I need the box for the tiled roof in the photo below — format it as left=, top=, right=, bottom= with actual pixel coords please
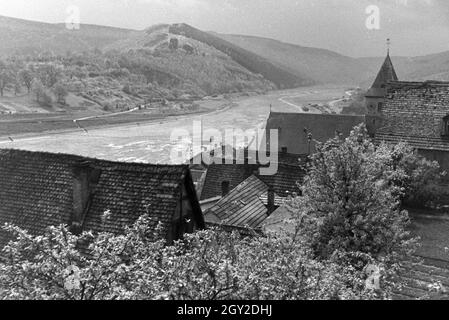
left=370, top=53, right=398, bottom=90
left=200, top=155, right=305, bottom=200
left=204, top=175, right=269, bottom=229
left=0, top=149, right=201, bottom=248
left=200, top=163, right=259, bottom=200
left=375, top=81, right=449, bottom=152
left=266, top=112, right=365, bottom=155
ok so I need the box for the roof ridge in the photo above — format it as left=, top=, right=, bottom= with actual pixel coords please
left=0, top=148, right=188, bottom=170
left=388, top=80, right=449, bottom=87
left=269, top=112, right=365, bottom=118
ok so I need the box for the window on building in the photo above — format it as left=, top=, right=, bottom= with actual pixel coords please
left=221, top=181, right=230, bottom=196
left=442, top=116, right=449, bottom=137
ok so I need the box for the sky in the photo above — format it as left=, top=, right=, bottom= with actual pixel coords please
left=0, top=0, right=448, bottom=57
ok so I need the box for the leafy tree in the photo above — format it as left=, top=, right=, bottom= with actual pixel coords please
left=294, top=124, right=418, bottom=265
left=35, top=63, right=61, bottom=88
left=31, top=79, right=52, bottom=106
left=53, top=83, right=68, bottom=104
left=122, top=84, right=132, bottom=95
left=31, top=78, right=45, bottom=103
left=0, top=61, right=14, bottom=97
left=19, top=68, right=34, bottom=93
left=13, top=77, right=21, bottom=96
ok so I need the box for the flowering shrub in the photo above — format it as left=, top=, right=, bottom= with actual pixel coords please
left=0, top=215, right=383, bottom=300
left=289, top=125, right=419, bottom=288
left=373, top=142, right=445, bottom=207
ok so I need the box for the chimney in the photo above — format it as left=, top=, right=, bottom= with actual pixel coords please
left=267, top=187, right=275, bottom=215
left=221, top=181, right=230, bottom=197
left=71, top=161, right=101, bottom=233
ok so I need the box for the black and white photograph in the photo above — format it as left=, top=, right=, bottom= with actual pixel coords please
left=0, top=0, right=449, bottom=305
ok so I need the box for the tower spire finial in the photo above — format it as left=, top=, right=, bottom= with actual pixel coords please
left=386, top=38, right=391, bottom=56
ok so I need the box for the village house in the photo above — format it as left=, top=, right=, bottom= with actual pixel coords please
left=364, top=46, right=449, bottom=173
left=198, top=151, right=306, bottom=230
left=265, top=112, right=365, bottom=155
left=374, top=80, right=449, bottom=172
left=0, top=149, right=204, bottom=249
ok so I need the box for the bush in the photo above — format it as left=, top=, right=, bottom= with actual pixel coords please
left=122, top=84, right=132, bottom=95
left=0, top=214, right=383, bottom=300
left=103, top=103, right=113, bottom=112
left=373, top=142, right=445, bottom=207
left=53, top=83, right=68, bottom=104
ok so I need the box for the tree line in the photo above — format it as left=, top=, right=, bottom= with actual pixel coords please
left=0, top=58, right=68, bottom=106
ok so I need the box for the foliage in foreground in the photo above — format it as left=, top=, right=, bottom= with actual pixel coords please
left=0, top=125, right=435, bottom=300
left=0, top=216, right=384, bottom=300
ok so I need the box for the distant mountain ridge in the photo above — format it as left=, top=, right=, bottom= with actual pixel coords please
left=168, top=23, right=313, bottom=88
left=215, top=33, right=449, bottom=86
left=0, top=15, right=135, bottom=55
left=213, top=33, right=372, bottom=85
left=1, top=15, right=449, bottom=88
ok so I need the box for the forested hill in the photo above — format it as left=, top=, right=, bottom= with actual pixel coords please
left=1, top=14, right=449, bottom=98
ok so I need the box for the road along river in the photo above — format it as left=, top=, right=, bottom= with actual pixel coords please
left=0, top=86, right=347, bottom=164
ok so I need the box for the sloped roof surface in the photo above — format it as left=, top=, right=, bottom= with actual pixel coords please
left=366, top=54, right=398, bottom=98
left=0, top=149, right=190, bottom=248
left=371, top=54, right=398, bottom=89
left=204, top=175, right=269, bottom=229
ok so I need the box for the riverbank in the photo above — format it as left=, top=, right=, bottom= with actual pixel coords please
left=0, top=100, right=237, bottom=141
left=0, top=86, right=350, bottom=164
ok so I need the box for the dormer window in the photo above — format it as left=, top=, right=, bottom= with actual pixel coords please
left=442, top=116, right=449, bottom=137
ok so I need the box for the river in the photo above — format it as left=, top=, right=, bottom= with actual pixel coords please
left=0, top=86, right=347, bottom=164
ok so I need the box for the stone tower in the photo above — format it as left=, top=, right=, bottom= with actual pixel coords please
left=365, top=42, right=398, bottom=136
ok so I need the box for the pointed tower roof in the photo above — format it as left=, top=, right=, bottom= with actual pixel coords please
left=371, top=52, right=398, bottom=89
